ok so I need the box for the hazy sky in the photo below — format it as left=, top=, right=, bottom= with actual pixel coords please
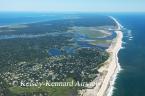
left=0, top=0, right=145, bottom=12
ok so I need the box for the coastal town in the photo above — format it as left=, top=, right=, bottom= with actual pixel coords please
left=0, top=15, right=122, bottom=96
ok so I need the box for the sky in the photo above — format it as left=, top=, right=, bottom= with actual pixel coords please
left=0, top=0, right=145, bottom=12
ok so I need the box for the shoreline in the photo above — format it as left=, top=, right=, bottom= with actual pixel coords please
left=105, top=17, right=123, bottom=96
left=80, top=17, right=123, bottom=96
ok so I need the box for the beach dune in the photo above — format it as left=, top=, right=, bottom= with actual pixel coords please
left=80, top=17, right=123, bottom=96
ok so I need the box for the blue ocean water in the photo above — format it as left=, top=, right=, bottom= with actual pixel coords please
left=0, top=12, right=73, bottom=26
left=112, top=13, right=145, bottom=96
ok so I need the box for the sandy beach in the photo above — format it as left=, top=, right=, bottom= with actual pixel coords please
left=80, top=17, right=123, bottom=96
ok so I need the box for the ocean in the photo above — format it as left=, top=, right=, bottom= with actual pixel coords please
left=0, top=12, right=75, bottom=26
left=0, top=12, right=145, bottom=96
left=112, top=13, right=145, bottom=96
